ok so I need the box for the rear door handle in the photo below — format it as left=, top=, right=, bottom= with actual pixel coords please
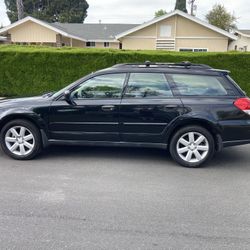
left=102, top=105, right=115, bottom=112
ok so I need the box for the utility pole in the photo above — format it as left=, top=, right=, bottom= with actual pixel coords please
left=189, top=0, right=197, bottom=16
left=16, top=0, right=24, bottom=20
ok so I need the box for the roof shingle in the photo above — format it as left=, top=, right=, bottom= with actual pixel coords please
left=50, top=23, right=138, bottom=41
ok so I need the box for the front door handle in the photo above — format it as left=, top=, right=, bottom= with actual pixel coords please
left=102, top=105, right=115, bottom=112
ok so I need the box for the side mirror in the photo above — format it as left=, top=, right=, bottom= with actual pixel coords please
left=64, top=90, right=74, bottom=105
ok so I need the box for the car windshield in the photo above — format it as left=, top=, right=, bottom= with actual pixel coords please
left=52, top=75, right=90, bottom=98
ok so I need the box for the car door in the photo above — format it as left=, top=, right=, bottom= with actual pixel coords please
left=49, top=73, right=126, bottom=142
left=119, top=72, right=183, bottom=143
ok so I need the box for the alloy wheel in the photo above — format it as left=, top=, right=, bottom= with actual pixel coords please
left=5, top=126, right=35, bottom=156
left=176, top=132, right=209, bottom=163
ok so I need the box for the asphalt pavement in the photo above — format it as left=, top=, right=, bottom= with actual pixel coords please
left=0, top=144, right=250, bottom=250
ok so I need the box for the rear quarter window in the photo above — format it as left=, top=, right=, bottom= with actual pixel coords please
left=169, top=74, right=236, bottom=96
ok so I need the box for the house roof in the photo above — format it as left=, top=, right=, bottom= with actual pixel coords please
left=116, top=10, right=237, bottom=41
left=50, top=23, right=138, bottom=41
left=238, top=30, right=250, bottom=35
left=0, top=16, right=138, bottom=42
left=236, top=30, right=250, bottom=38
left=0, top=11, right=237, bottom=43
left=0, top=16, right=87, bottom=42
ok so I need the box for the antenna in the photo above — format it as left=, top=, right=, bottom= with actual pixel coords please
left=188, top=0, right=197, bottom=16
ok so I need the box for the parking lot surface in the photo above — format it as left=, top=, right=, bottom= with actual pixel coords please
left=0, top=145, right=250, bottom=249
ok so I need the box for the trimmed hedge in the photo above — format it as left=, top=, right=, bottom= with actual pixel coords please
left=0, top=45, right=250, bottom=97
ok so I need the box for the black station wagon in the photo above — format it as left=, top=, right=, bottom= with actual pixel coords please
left=1, top=61, right=250, bottom=167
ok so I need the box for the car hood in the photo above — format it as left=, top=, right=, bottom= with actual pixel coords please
left=0, top=96, right=48, bottom=108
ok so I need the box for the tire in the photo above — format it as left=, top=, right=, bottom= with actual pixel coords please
left=0, top=119, right=42, bottom=160
left=169, top=126, right=215, bottom=168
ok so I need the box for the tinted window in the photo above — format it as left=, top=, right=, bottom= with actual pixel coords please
left=170, top=74, right=233, bottom=96
left=72, top=74, right=126, bottom=99
left=124, top=73, right=173, bottom=98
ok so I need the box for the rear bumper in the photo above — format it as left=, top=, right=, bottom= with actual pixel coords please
left=219, top=120, right=250, bottom=146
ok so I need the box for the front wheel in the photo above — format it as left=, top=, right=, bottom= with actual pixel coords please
left=0, top=119, right=42, bottom=160
left=169, top=126, right=215, bottom=168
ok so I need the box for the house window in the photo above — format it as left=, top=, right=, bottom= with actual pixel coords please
left=179, top=48, right=208, bottom=52
left=193, top=48, right=208, bottom=52
left=179, top=48, right=193, bottom=52
left=159, top=25, right=172, bottom=37
left=104, top=42, right=110, bottom=47
left=86, top=41, right=96, bottom=47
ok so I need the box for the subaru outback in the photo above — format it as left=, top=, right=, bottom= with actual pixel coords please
left=0, top=61, right=250, bottom=168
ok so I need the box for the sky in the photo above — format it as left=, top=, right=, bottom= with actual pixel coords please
left=0, top=0, right=249, bottom=28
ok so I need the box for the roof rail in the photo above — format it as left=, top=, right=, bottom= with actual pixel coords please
left=112, top=61, right=213, bottom=70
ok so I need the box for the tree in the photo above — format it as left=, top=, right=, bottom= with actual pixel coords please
left=155, top=9, right=167, bottom=18
left=175, top=0, right=187, bottom=13
left=206, top=4, right=237, bottom=31
left=4, top=0, right=89, bottom=23
left=16, top=0, right=24, bottom=20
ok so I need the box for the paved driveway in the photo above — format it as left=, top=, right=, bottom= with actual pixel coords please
left=0, top=145, right=250, bottom=249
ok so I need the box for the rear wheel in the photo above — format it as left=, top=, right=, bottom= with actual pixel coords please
left=0, top=119, right=42, bottom=160
left=169, top=126, right=215, bottom=168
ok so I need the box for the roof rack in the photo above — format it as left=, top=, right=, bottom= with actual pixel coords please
left=112, top=61, right=213, bottom=70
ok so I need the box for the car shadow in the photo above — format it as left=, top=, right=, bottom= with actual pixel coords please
left=1, top=144, right=249, bottom=170
left=41, top=145, right=169, bottom=162
left=37, top=144, right=250, bottom=170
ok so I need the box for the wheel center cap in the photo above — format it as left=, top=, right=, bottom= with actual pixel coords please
left=17, top=137, right=23, bottom=144
left=190, top=144, right=196, bottom=150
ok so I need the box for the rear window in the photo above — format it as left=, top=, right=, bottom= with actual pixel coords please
left=169, top=74, right=235, bottom=96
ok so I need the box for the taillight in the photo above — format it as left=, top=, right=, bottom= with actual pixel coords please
left=234, top=98, right=250, bottom=115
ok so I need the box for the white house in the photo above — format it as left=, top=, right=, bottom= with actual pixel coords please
left=229, top=30, right=250, bottom=52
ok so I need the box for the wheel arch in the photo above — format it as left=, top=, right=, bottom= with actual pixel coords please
left=0, top=114, right=43, bottom=130
left=166, top=118, right=223, bottom=151
left=0, top=113, right=49, bottom=148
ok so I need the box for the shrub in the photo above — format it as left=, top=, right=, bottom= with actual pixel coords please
left=0, top=45, right=250, bottom=97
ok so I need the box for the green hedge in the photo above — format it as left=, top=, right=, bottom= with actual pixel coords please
left=0, top=45, right=250, bottom=97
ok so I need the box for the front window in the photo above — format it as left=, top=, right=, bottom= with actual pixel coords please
left=179, top=48, right=208, bottom=52
left=71, top=74, right=126, bottom=99
left=170, top=74, right=234, bottom=96
left=86, top=41, right=96, bottom=47
left=159, top=25, right=172, bottom=37
left=124, top=73, right=173, bottom=98
left=104, top=42, right=110, bottom=47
